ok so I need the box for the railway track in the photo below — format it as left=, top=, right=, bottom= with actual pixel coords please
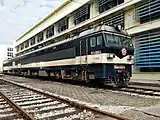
left=0, top=78, right=130, bottom=120
left=0, top=93, right=20, bottom=120
left=130, top=82, right=160, bottom=88
left=2, top=75, right=160, bottom=97
left=0, top=82, right=83, bottom=120
left=118, top=86, right=160, bottom=96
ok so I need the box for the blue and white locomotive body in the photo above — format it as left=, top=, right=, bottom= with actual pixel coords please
left=3, top=25, right=134, bottom=87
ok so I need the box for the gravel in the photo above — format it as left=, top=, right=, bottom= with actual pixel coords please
left=1, top=75, right=160, bottom=120
left=0, top=78, right=100, bottom=120
left=5, top=76, right=159, bottom=107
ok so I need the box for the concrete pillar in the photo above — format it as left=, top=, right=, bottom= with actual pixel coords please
left=43, top=30, right=47, bottom=40
left=68, top=15, right=75, bottom=29
left=124, top=6, right=140, bottom=30
left=35, top=36, right=38, bottom=44
left=90, top=0, right=99, bottom=18
left=28, top=39, right=31, bottom=47
left=54, top=24, right=58, bottom=35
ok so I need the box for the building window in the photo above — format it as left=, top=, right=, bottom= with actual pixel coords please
left=25, top=41, right=29, bottom=48
left=73, top=4, right=90, bottom=25
left=96, top=0, right=124, bottom=13
left=20, top=44, right=24, bottom=50
left=37, top=32, right=44, bottom=42
left=46, top=26, right=54, bottom=38
left=103, top=12, right=124, bottom=28
left=7, top=52, right=13, bottom=57
left=135, top=0, right=160, bottom=23
left=7, top=47, right=13, bottom=51
left=57, top=18, right=68, bottom=33
left=30, top=37, right=35, bottom=45
left=135, top=28, right=160, bottom=69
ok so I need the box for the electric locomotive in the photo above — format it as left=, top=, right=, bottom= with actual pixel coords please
left=3, top=25, right=134, bottom=87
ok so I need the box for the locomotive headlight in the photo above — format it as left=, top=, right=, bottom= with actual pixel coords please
left=107, top=53, right=115, bottom=59
left=127, top=55, right=134, bottom=61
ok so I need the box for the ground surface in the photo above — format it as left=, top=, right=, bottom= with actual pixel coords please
left=1, top=75, right=160, bottom=120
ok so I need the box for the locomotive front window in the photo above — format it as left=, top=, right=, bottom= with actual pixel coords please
left=105, top=34, right=120, bottom=46
left=104, top=33, right=133, bottom=48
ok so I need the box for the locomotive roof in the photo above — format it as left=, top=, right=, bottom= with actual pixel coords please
left=14, top=25, right=129, bottom=59
left=79, top=25, right=128, bottom=37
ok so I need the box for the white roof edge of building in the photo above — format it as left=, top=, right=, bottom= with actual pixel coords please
left=127, top=20, right=160, bottom=35
left=15, top=0, right=72, bottom=43
left=15, top=0, right=143, bottom=54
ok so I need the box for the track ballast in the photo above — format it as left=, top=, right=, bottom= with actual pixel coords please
left=0, top=78, right=130, bottom=120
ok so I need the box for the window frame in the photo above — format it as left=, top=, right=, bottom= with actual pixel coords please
left=57, top=18, right=69, bottom=33
left=46, top=25, right=54, bottom=38
left=73, top=4, right=90, bottom=25
left=97, top=35, right=103, bottom=46
left=90, top=36, right=97, bottom=47
left=37, top=32, right=44, bottom=43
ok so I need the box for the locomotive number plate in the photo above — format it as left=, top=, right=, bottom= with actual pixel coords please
left=114, top=65, right=125, bottom=69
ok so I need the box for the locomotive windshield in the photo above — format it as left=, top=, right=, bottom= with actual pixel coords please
left=104, top=33, right=133, bottom=48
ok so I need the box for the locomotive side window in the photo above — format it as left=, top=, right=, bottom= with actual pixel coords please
left=97, top=36, right=103, bottom=45
left=90, top=37, right=96, bottom=47
left=105, top=34, right=132, bottom=47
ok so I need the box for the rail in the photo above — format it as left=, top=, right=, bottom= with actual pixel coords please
left=0, top=78, right=130, bottom=120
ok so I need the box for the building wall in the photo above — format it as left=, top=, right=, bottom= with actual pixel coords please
left=15, top=0, right=143, bottom=54
left=15, top=0, right=90, bottom=47
left=0, top=45, right=14, bottom=72
left=125, top=0, right=160, bottom=79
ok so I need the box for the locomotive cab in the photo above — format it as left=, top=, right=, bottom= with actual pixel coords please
left=104, top=33, right=134, bottom=86
left=104, top=33, right=134, bottom=58
left=85, top=25, right=134, bottom=86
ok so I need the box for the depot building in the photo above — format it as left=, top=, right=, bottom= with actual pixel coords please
left=14, top=0, right=160, bottom=80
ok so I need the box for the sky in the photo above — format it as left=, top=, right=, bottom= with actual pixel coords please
left=0, top=0, right=60, bottom=45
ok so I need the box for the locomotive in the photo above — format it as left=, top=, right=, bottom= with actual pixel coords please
left=3, top=25, right=134, bottom=87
